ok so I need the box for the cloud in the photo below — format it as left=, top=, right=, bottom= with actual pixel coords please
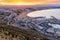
left=0, top=0, right=60, bottom=5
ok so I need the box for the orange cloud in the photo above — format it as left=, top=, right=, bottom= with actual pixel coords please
left=0, top=0, right=60, bottom=5
left=0, top=0, right=20, bottom=2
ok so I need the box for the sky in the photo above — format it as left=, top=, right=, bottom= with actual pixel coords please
left=0, top=0, right=60, bottom=5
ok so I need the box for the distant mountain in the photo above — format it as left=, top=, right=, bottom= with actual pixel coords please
left=0, top=4, right=60, bottom=9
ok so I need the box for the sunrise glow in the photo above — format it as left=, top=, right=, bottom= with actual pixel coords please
left=0, top=0, right=60, bottom=5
